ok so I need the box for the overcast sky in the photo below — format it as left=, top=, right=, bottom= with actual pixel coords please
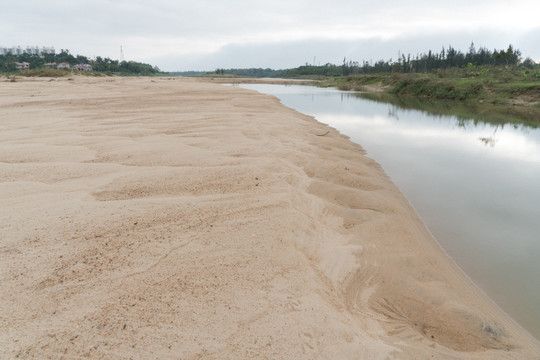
left=2, top=0, right=539, bottom=71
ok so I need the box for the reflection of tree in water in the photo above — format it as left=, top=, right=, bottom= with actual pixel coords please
left=388, top=105, right=399, bottom=121
left=454, top=119, right=500, bottom=147
left=479, top=125, right=500, bottom=147
left=456, top=118, right=469, bottom=128
left=357, top=91, right=539, bottom=129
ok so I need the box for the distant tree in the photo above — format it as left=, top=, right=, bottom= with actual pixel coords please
left=56, top=49, right=76, bottom=64
left=521, top=57, right=536, bottom=69
left=493, top=44, right=521, bottom=66
left=76, top=55, right=89, bottom=64
left=0, top=54, right=18, bottom=71
left=465, top=42, right=477, bottom=64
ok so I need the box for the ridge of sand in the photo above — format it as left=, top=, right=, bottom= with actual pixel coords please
left=1, top=76, right=539, bottom=359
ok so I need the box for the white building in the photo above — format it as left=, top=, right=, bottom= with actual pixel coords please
left=73, top=64, right=92, bottom=71
left=0, top=46, right=55, bottom=56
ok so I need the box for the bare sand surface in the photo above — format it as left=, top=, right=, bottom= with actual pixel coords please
left=1, top=76, right=539, bottom=359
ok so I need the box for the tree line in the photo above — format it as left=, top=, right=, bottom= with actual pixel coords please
left=348, top=43, right=527, bottom=75
left=0, top=49, right=161, bottom=75
left=202, top=43, right=536, bottom=78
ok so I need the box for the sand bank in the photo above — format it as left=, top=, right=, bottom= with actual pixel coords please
left=0, top=76, right=538, bottom=359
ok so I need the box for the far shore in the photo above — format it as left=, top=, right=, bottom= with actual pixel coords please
left=198, top=74, right=540, bottom=127
left=1, top=76, right=539, bottom=359
left=198, top=76, right=317, bottom=85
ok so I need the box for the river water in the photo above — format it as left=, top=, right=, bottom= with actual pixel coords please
left=237, top=83, right=540, bottom=340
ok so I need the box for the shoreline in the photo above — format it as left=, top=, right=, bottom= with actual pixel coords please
left=1, top=76, right=539, bottom=358
left=199, top=75, right=540, bottom=127
left=235, top=81, right=540, bottom=340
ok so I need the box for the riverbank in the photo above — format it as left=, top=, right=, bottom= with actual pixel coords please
left=1, top=76, right=539, bottom=359
left=318, top=69, right=540, bottom=126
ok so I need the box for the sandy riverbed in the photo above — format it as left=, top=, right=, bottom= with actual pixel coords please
left=1, top=76, right=538, bottom=359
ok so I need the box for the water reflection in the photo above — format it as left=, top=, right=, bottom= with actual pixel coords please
left=388, top=105, right=400, bottom=121
left=356, top=91, right=540, bottom=128
left=478, top=126, right=499, bottom=147
left=238, top=83, right=540, bottom=340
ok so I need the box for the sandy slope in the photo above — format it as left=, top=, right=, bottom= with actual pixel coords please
left=0, top=76, right=538, bottom=359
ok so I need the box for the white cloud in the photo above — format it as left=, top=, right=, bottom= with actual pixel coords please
left=1, top=0, right=539, bottom=70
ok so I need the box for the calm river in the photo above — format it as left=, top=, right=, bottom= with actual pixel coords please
left=237, top=83, right=540, bottom=340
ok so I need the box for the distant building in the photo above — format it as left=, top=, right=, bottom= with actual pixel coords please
left=25, top=46, right=40, bottom=55
left=73, top=64, right=92, bottom=72
left=40, top=46, right=56, bottom=55
left=15, top=61, right=30, bottom=69
left=44, top=62, right=57, bottom=69
left=57, top=62, right=71, bottom=70
left=0, top=46, right=55, bottom=56
left=4, top=46, right=23, bottom=55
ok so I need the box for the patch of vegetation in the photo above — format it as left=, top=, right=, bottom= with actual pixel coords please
left=0, top=49, right=162, bottom=76
left=17, top=68, right=108, bottom=77
left=18, top=68, right=72, bottom=77
left=389, top=77, right=484, bottom=100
